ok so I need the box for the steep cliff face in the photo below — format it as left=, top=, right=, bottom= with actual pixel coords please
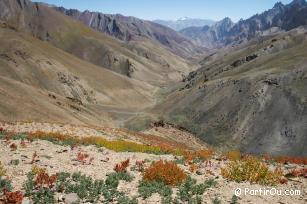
left=54, top=7, right=206, bottom=59
left=180, top=0, right=307, bottom=48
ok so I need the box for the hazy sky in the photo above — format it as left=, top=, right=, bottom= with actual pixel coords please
left=34, top=0, right=293, bottom=22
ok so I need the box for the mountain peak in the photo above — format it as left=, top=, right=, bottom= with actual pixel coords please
left=177, top=17, right=190, bottom=21
left=273, top=2, right=284, bottom=9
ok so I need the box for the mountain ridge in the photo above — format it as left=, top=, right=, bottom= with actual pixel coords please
left=180, top=0, right=307, bottom=48
left=53, top=6, right=206, bottom=60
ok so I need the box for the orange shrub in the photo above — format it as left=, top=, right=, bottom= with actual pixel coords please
left=143, top=160, right=186, bottom=186
left=114, top=159, right=130, bottom=173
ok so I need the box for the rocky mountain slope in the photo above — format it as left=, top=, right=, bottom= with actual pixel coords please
left=0, top=0, right=197, bottom=87
left=180, top=0, right=307, bottom=48
left=180, top=17, right=234, bottom=48
left=153, top=17, right=215, bottom=31
left=54, top=7, right=206, bottom=59
left=151, top=27, right=307, bottom=156
left=0, top=20, right=157, bottom=126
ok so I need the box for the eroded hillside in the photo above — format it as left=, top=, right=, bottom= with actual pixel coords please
left=152, top=28, right=307, bottom=156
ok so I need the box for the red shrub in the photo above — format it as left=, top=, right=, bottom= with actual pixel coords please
left=3, top=189, right=24, bottom=204
left=114, top=159, right=130, bottom=173
left=35, top=171, right=57, bottom=188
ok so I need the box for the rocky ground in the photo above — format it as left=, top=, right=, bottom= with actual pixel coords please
left=0, top=123, right=306, bottom=204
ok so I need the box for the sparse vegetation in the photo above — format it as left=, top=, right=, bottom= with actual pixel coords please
left=177, top=177, right=217, bottom=203
left=138, top=180, right=172, bottom=199
left=0, top=131, right=183, bottom=155
left=143, top=160, right=187, bottom=186
left=0, top=161, right=6, bottom=177
left=0, top=178, right=13, bottom=195
left=221, top=155, right=283, bottom=185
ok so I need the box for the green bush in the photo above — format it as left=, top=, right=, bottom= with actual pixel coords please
left=177, top=177, right=217, bottom=203
left=138, top=180, right=172, bottom=199
left=56, top=171, right=134, bottom=203
left=24, top=172, right=55, bottom=204
left=0, top=178, right=13, bottom=195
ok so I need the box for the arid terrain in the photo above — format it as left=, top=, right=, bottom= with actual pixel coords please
left=0, top=0, right=307, bottom=203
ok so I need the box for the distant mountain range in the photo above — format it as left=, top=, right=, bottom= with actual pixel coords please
left=153, top=17, right=215, bottom=31
left=180, top=0, right=307, bottom=48
left=54, top=7, right=206, bottom=59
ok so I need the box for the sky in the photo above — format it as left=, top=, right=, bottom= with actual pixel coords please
left=34, top=0, right=293, bottom=22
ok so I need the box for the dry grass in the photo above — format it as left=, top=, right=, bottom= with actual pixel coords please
left=221, top=156, right=284, bottom=185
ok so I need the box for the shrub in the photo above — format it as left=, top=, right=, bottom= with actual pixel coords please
left=231, top=195, right=239, bottom=204
left=24, top=171, right=56, bottom=204
left=177, top=177, right=216, bottom=203
left=138, top=180, right=172, bottom=199
left=0, top=161, right=6, bottom=177
left=221, top=156, right=283, bottom=185
left=212, top=197, right=222, bottom=204
left=56, top=171, right=133, bottom=202
left=143, top=160, right=186, bottom=186
left=114, top=159, right=130, bottom=173
left=76, top=152, right=93, bottom=165
left=31, top=166, right=47, bottom=175
left=105, top=172, right=134, bottom=189
left=9, top=159, right=20, bottom=166
left=3, top=189, right=24, bottom=204
left=0, top=178, right=13, bottom=194
left=35, top=171, right=57, bottom=188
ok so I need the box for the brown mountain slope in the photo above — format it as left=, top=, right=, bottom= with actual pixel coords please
left=0, top=21, right=156, bottom=126
left=0, top=0, right=196, bottom=87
